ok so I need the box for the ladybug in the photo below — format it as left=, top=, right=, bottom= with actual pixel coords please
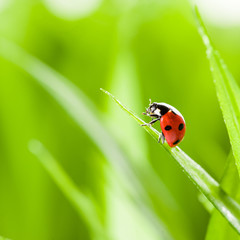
left=142, top=101, right=186, bottom=147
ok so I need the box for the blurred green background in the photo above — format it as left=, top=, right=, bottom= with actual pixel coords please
left=0, top=0, right=239, bottom=239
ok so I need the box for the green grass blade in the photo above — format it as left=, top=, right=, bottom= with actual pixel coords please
left=194, top=6, right=240, bottom=176
left=29, top=139, right=107, bottom=240
left=205, top=152, right=240, bottom=240
left=198, top=193, right=214, bottom=214
left=101, top=88, right=240, bottom=234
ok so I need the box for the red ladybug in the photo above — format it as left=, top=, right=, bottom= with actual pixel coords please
left=142, top=101, right=186, bottom=147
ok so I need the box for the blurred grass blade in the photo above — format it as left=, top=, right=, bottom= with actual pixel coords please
left=205, top=152, right=240, bottom=240
left=101, top=88, right=240, bottom=234
left=198, top=193, right=214, bottom=214
left=194, top=6, right=240, bottom=176
left=0, top=39, right=173, bottom=239
left=29, top=139, right=106, bottom=240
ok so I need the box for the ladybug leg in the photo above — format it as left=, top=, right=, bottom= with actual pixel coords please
left=149, top=114, right=160, bottom=118
left=158, top=133, right=165, bottom=144
left=149, top=118, right=160, bottom=125
left=141, top=118, right=160, bottom=126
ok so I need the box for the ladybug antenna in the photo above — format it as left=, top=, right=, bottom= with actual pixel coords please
left=149, top=99, right=152, bottom=105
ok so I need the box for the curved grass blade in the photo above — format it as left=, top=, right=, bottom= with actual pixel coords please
left=194, top=6, right=240, bottom=176
left=29, top=140, right=108, bottom=240
left=198, top=193, right=214, bottom=214
left=101, top=88, right=240, bottom=234
left=205, top=152, right=240, bottom=240
left=0, top=39, right=173, bottom=239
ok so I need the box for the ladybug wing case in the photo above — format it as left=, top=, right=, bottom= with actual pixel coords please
left=160, top=111, right=186, bottom=147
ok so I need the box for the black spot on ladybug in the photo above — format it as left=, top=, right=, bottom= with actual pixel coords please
left=164, top=125, right=172, bottom=131
left=178, top=123, right=184, bottom=131
left=173, top=139, right=180, bottom=145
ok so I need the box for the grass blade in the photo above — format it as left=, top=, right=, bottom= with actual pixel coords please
left=194, top=6, right=240, bottom=176
left=101, top=88, right=240, bottom=234
left=29, top=140, right=107, bottom=240
left=205, top=152, right=240, bottom=240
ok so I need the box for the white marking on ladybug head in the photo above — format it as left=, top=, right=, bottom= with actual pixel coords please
left=153, top=108, right=161, bottom=116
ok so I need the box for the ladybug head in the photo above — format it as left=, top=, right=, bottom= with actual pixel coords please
left=143, top=102, right=160, bottom=116
left=143, top=102, right=171, bottom=117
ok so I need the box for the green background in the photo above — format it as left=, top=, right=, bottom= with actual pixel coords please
left=0, top=0, right=239, bottom=239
